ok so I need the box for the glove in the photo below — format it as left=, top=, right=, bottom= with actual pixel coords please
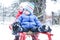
left=38, top=25, right=52, bottom=32
left=46, top=25, right=52, bottom=32
left=41, top=25, right=52, bottom=32
left=12, top=22, right=20, bottom=31
left=12, top=22, right=23, bottom=35
left=38, top=26, right=41, bottom=32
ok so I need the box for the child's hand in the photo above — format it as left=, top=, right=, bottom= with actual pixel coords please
left=38, top=25, right=52, bottom=32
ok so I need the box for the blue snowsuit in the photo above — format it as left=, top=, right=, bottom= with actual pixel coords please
left=16, top=12, right=42, bottom=32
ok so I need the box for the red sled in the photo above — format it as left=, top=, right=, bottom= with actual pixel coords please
left=18, top=32, right=53, bottom=40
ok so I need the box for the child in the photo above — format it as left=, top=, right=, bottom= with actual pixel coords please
left=12, top=2, right=42, bottom=40
left=16, top=2, right=43, bottom=32
left=12, top=2, right=51, bottom=40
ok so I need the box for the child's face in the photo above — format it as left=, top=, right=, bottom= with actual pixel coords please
left=23, top=10, right=30, bottom=15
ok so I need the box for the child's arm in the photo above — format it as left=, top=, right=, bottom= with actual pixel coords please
left=34, top=15, right=43, bottom=27
left=16, top=16, right=23, bottom=26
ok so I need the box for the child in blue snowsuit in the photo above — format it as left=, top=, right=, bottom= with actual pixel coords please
left=16, top=9, right=42, bottom=32
left=15, top=2, right=42, bottom=33
left=12, top=3, right=42, bottom=40
left=12, top=2, right=51, bottom=40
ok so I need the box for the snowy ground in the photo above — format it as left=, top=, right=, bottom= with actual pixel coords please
left=0, top=22, right=60, bottom=40
left=0, top=23, right=15, bottom=40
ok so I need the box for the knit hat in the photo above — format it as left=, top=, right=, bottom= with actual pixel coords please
left=24, top=2, right=35, bottom=13
left=19, top=2, right=28, bottom=10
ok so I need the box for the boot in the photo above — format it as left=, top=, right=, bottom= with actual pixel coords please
left=14, top=36, right=19, bottom=40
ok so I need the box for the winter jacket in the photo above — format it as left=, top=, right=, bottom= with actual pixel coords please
left=16, top=13, right=42, bottom=29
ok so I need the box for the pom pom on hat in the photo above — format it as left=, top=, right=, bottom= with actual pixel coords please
left=19, top=2, right=28, bottom=8
left=18, top=2, right=28, bottom=10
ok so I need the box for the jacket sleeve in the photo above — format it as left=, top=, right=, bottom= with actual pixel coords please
left=34, top=16, right=43, bottom=27
left=16, top=16, right=23, bottom=26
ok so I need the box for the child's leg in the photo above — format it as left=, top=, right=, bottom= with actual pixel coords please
left=14, top=27, right=24, bottom=40
left=23, top=27, right=29, bottom=32
left=14, top=35, right=19, bottom=40
left=31, top=27, right=38, bottom=40
left=14, top=33, right=19, bottom=40
left=31, top=26, right=38, bottom=32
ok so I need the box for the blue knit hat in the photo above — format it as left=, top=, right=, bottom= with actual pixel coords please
left=24, top=2, right=35, bottom=13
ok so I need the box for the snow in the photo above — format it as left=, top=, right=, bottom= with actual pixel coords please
left=0, top=16, right=59, bottom=39
left=0, top=24, right=15, bottom=40
left=0, top=21, right=60, bottom=40
left=0, top=15, right=60, bottom=40
left=46, top=0, right=60, bottom=16
left=51, top=25, right=60, bottom=40
left=38, top=25, right=60, bottom=40
left=0, top=0, right=60, bottom=40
